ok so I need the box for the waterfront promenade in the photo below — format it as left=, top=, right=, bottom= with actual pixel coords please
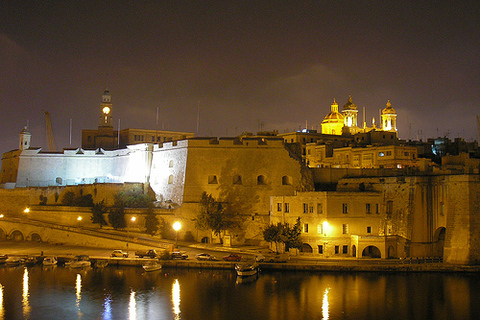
left=1, top=241, right=480, bottom=273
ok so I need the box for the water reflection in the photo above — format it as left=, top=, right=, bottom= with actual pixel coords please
left=0, top=283, right=4, bottom=320
left=322, top=287, right=329, bottom=320
left=103, top=295, right=112, bottom=320
left=129, top=290, right=136, bottom=320
left=22, top=267, right=30, bottom=318
left=76, top=273, right=82, bottom=316
left=172, top=279, right=181, bottom=319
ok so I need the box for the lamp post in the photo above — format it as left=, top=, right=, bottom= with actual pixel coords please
left=173, top=221, right=181, bottom=248
left=127, top=216, right=137, bottom=252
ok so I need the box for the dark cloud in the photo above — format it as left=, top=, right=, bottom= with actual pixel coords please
left=1, top=1, right=479, bottom=155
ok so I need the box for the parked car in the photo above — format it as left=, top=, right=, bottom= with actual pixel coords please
left=267, top=253, right=289, bottom=263
left=111, top=250, right=129, bottom=258
left=254, top=254, right=266, bottom=262
left=171, top=251, right=188, bottom=260
left=195, top=253, right=217, bottom=261
left=135, top=249, right=158, bottom=258
left=223, top=253, right=242, bottom=262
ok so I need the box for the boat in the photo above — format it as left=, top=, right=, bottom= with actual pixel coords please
left=5, top=256, right=25, bottom=266
left=142, top=260, right=162, bottom=272
left=42, top=256, right=58, bottom=266
left=235, top=263, right=259, bottom=277
left=0, top=254, right=8, bottom=264
left=94, top=259, right=109, bottom=268
left=25, top=256, right=39, bottom=266
left=66, top=255, right=91, bottom=268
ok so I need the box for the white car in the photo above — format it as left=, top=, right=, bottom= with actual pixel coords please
left=111, top=250, right=129, bottom=258
left=195, top=253, right=217, bottom=261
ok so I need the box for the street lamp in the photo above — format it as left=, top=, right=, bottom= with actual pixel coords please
left=173, top=221, right=181, bottom=248
left=127, top=216, right=137, bottom=251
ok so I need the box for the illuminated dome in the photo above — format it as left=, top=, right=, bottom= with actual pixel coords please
left=342, top=95, right=357, bottom=110
left=382, top=100, right=396, bottom=114
left=322, top=99, right=345, bottom=135
left=323, top=99, right=344, bottom=120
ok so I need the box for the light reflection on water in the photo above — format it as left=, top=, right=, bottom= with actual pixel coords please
left=0, top=266, right=479, bottom=319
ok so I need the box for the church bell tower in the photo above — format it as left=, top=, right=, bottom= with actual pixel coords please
left=99, top=90, right=113, bottom=127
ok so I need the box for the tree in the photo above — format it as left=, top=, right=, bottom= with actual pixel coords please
left=263, top=218, right=302, bottom=253
left=108, top=207, right=126, bottom=230
left=61, top=191, right=76, bottom=206
left=91, top=200, right=108, bottom=227
left=114, top=185, right=153, bottom=208
left=144, top=205, right=160, bottom=236
left=194, top=192, right=240, bottom=242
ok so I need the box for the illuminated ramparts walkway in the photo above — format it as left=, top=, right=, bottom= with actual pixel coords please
left=0, top=217, right=170, bottom=251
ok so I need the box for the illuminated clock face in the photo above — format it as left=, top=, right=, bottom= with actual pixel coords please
left=102, top=106, right=111, bottom=115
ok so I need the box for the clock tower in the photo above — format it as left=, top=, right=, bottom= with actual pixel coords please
left=99, top=90, right=113, bottom=127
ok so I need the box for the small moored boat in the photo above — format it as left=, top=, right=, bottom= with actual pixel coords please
left=0, top=254, right=9, bottom=264
left=235, top=263, right=258, bottom=277
left=66, top=255, right=91, bottom=268
left=5, top=256, right=25, bottom=266
left=42, top=256, right=58, bottom=266
left=142, top=260, right=162, bottom=272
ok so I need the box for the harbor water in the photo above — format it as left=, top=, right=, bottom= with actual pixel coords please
left=0, top=264, right=479, bottom=320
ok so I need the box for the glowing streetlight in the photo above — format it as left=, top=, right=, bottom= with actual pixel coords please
left=173, top=222, right=181, bottom=247
left=24, top=208, right=30, bottom=214
left=77, top=216, right=83, bottom=221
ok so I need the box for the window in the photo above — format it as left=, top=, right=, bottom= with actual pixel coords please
left=284, top=203, right=290, bottom=213
left=317, top=224, right=323, bottom=234
left=257, top=175, right=266, bottom=185
left=386, top=151, right=392, bottom=156
left=233, top=175, right=242, bottom=185
left=342, top=203, right=348, bottom=214
left=309, top=203, right=314, bottom=213
left=303, top=223, right=309, bottom=233
left=277, top=203, right=282, bottom=212
left=317, top=203, right=323, bottom=214
left=208, top=175, right=218, bottom=184
left=366, top=203, right=371, bottom=214
left=343, top=224, right=349, bottom=234
left=282, top=175, right=292, bottom=185
left=169, top=160, right=174, bottom=168
left=303, top=203, right=308, bottom=213
left=318, top=245, right=323, bottom=254
left=343, top=245, right=348, bottom=254
left=335, top=246, right=339, bottom=254
left=168, top=175, right=174, bottom=184
left=367, top=226, right=372, bottom=234
left=386, top=200, right=393, bottom=215
left=376, top=203, right=380, bottom=214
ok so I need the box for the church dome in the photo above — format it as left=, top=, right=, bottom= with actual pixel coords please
left=342, top=95, right=357, bottom=110
left=382, top=100, right=396, bottom=114
left=324, top=112, right=344, bottom=120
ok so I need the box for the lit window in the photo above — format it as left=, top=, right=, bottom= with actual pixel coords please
left=303, top=224, right=308, bottom=233
left=343, top=224, right=349, bottom=234
left=317, top=224, right=323, bottom=234
left=317, top=203, right=323, bottom=214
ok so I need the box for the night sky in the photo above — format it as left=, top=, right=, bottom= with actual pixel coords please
left=1, top=1, right=479, bottom=156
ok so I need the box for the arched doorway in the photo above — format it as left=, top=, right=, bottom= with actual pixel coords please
left=352, top=245, right=357, bottom=257
left=433, top=227, right=446, bottom=257
left=201, top=237, right=210, bottom=244
left=388, top=245, right=396, bottom=258
left=362, top=245, right=381, bottom=258
left=30, top=233, right=42, bottom=242
left=10, top=230, right=24, bottom=241
left=0, top=228, right=6, bottom=240
left=301, top=243, right=313, bottom=253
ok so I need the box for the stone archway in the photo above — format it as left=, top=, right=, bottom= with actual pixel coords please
left=0, top=228, right=6, bottom=241
left=352, top=245, right=357, bottom=257
left=10, top=230, right=24, bottom=241
left=301, top=243, right=313, bottom=253
left=30, top=233, right=42, bottom=242
left=201, top=237, right=210, bottom=244
left=362, top=245, right=381, bottom=258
